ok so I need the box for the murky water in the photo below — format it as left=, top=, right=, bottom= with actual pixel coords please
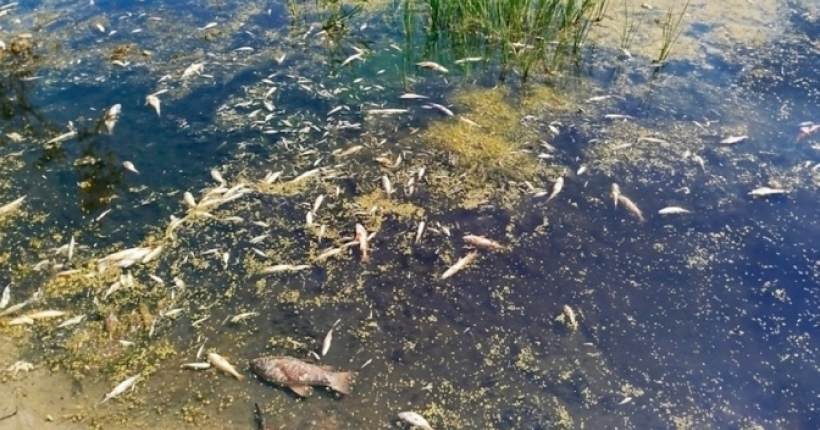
left=2, top=0, right=820, bottom=429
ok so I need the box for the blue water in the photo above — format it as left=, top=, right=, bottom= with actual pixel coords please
left=2, top=0, right=820, bottom=429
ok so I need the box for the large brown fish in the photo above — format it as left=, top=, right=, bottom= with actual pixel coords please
left=250, top=356, right=354, bottom=397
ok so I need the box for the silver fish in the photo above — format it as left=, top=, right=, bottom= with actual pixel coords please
left=617, top=195, right=645, bottom=222
left=0, top=284, right=10, bottom=309
left=721, top=135, right=748, bottom=145
left=321, top=319, right=341, bottom=357
left=101, top=374, right=140, bottom=404
left=415, top=221, right=426, bottom=244
left=145, top=94, right=161, bottom=116
left=546, top=177, right=563, bottom=203
left=122, top=161, right=139, bottom=174
left=749, top=187, right=787, bottom=197
left=57, top=314, right=87, bottom=328
left=611, top=183, right=620, bottom=208
left=0, top=195, right=26, bottom=216
left=658, top=206, right=691, bottom=215
left=416, top=61, right=448, bottom=73
left=441, top=251, right=479, bottom=280
left=181, top=362, right=211, bottom=370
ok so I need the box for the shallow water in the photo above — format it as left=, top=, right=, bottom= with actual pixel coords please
left=2, top=0, right=820, bottom=429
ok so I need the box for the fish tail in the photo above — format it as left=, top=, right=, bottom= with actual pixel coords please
left=330, top=371, right=354, bottom=394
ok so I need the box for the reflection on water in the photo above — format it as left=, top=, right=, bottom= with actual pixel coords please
left=1, top=0, right=820, bottom=429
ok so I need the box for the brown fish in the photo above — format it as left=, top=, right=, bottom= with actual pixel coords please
left=250, top=355, right=354, bottom=397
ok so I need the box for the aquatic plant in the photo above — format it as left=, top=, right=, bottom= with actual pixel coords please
left=654, top=0, right=691, bottom=65
left=617, top=0, right=645, bottom=56
left=404, top=0, right=609, bottom=80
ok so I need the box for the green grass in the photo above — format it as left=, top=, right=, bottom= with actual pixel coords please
left=403, top=0, right=609, bottom=80
left=654, top=0, right=691, bottom=65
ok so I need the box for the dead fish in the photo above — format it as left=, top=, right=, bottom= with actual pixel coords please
left=57, top=314, right=86, bottom=328
left=749, top=187, right=787, bottom=197
left=546, top=177, right=564, bottom=203
left=183, top=192, right=197, bottom=208
left=658, top=206, right=691, bottom=215
left=68, top=236, right=75, bottom=261
left=463, top=235, right=507, bottom=251
left=103, top=104, right=121, bottom=135
left=354, top=223, right=369, bottom=262
left=340, top=52, right=364, bottom=67
left=425, top=103, right=454, bottom=116
left=207, top=353, right=244, bottom=381
left=312, top=194, right=325, bottom=215
left=290, top=168, right=320, bottom=183
left=618, top=397, right=633, bottom=405
left=313, top=247, right=343, bottom=262
left=182, top=62, right=204, bottom=79
left=0, top=195, right=25, bottom=216
left=454, top=56, right=483, bottom=64
left=8, top=316, right=33, bottom=325
left=400, top=93, right=429, bottom=99
left=416, top=61, right=448, bottom=73
left=0, top=300, right=29, bottom=317
left=398, top=411, right=434, bottom=430
left=556, top=304, right=578, bottom=330
left=334, top=145, right=363, bottom=157
left=617, top=194, right=645, bottom=222
left=101, top=374, right=140, bottom=404
left=198, top=22, right=218, bottom=30
left=611, top=183, right=620, bottom=208
left=122, top=161, right=139, bottom=174
left=576, top=165, right=587, bottom=175
left=181, top=362, right=211, bottom=370
left=28, top=310, right=67, bottom=320
left=228, top=312, right=258, bottom=324
left=441, top=251, right=479, bottom=280
left=366, top=109, right=409, bottom=115
left=306, top=211, right=314, bottom=226
left=0, top=284, right=9, bottom=309
left=415, top=221, right=426, bottom=244
left=250, top=355, right=354, bottom=397
left=459, top=116, right=481, bottom=128
left=145, top=94, right=161, bottom=116
left=321, top=319, right=341, bottom=357
left=720, top=135, right=748, bottom=145
left=257, top=264, right=311, bottom=275
left=382, top=175, right=394, bottom=195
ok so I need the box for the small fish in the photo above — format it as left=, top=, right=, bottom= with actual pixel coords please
left=366, top=109, right=409, bottom=115
left=463, top=235, right=507, bottom=251
left=382, top=175, right=394, bottom=195
left=313, top=247, right=343, bottom=262
left=658, top=206, right=691, bottom=215
left=441, top=251, right=479, bottom=280
left=611, top=183, right=621, bottom=208
left=415, top=221, right=426, bottom=244
left=123, top=161, right=139, bottom=174
left=182, top=62, right=204, bottom=79
left=425, top=103, right=454, bottom=116
left=228, top=312, right=258, bottom=324
left=557, top=304, right=578, bottom=330
left=257, top=264, right=311, bottom=275
left=546, top=177, right=563, bottom=203
left=354, top=223, right=369, bottom=262
left=576, top=165, right=587, bottom=175
left=208, top=353, right=244, bottom=381
left=101, top=374, right=140, bottom=404
left=306, top=211, right=314, bottom=226
left=181, top=362, right=211, bottom=370
left=290, top=168, right=320, bottom=183
left=95, top=23, right=105, bottom=33
left=321, top=319, right=341, bottom=357
left=28, top=310, right=67, bottom=320
left=103, top=104, right=121, bottom=135
left=250, top=355, right=354, bottom=397
left=721, top=135, right=748, bottom=145
left=454, top=56, right=483, bottom=64
left=398, top=411, right=434, bottom=430
left=400, top=93, right=429, bottom=99
left=145, top=94, right=161, bottom=116
left=57, top=314, right=86, bottom=328
left=68, top=236, right=75, bottom=261
left=0, top=195, right=26, bottom=216
left=416, top=61, right=448, bottom=73
left=618, top=397, right=633, bottom=405
left=198, top=22, right=218, bottom=30
left=617, top=195, right=645, bottom=222
left=0, top=284, right=10, bottom=309
left=312, top=194, right=325, bottom=215
left=8, top=315, right=34, bottom=325
left=459, top=116, right=481, bottom=128
left=183, top=192, right=197, bottom=208
left=749, top=187, right=787, bottom=197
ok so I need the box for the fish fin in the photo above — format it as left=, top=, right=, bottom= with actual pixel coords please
left=234, top=372, right=246, bottom=381
left=288, top=384, right=312, bottom=397
left=330, top=371, right=354, bottom=395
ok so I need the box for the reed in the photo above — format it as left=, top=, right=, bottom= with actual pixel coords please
left=407, top=0, right=609, bottom=80
left=618, top=0, right=645, bottom=54
left=654, top=0, right=691, bottom=65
